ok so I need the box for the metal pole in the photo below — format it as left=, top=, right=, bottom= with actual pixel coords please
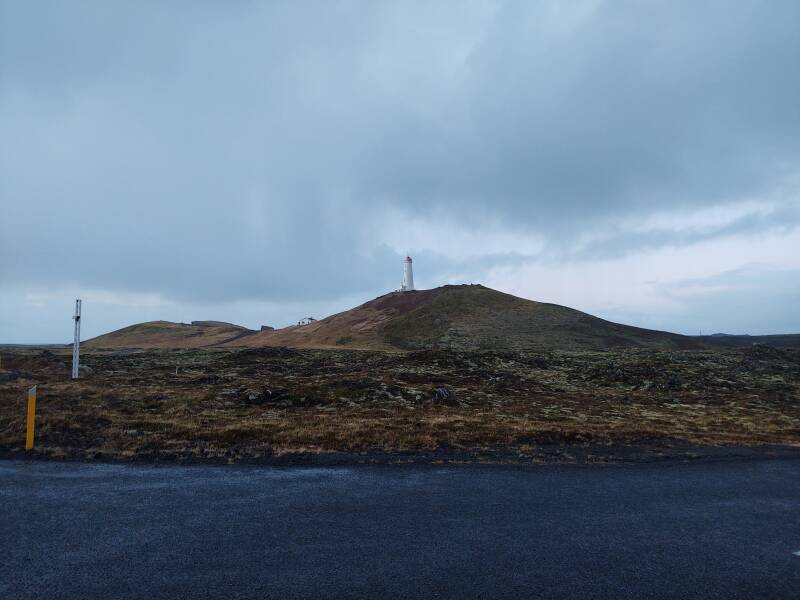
left=72, top=299, right=81, bottom=380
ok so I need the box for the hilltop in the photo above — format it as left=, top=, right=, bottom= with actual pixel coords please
left=229, top=284, right=701, bottom=351
left=84, top=320, right=255, bottom=349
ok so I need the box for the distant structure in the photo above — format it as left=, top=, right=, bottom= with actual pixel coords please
left=401, top=255, right=415, bottom=292
left=72, top=299, right=81, bottom=380
left=297, top=317, right=317, bottom=326
left=260, top=325, right=275, bottom=332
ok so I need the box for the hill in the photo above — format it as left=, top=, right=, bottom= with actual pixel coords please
left=229, top=284, right=702, bottom=351
left=84, top=320, right=256, bottom=349
left=698, top=333, right=800, bottom=349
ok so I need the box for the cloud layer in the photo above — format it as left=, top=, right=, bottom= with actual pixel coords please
left=1, top=1, right=799, bottom=341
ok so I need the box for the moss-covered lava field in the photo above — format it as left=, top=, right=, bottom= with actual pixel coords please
left=1, top=345, right=799, bottom=464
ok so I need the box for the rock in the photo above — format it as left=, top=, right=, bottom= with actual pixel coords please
left=404, top=388, right=424, bottom=403
left=242, top=389, right=265, bottom=404
left=0, top=370, right=20, bottom=383
left=203, top=373, right=222, bottom=385
left=431, top=387, right=457, bottom=405
left=264, top=388, right=289, bottom=402
left=240, top=387, right=289, bottom=404
left=78, top=365, right=94, bottom=375
left=529, top=356, right=549, bottom=369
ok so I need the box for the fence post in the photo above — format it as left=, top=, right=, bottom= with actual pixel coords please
left=26, top=386, right=37, bottom=450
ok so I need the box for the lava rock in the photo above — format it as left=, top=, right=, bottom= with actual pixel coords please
left=244, top=389, right=265, bottom=403
left=265, top=388, right=289, bottom=402
left=241, top=387, right=289, bottom=404
left=529, top=356, right=549, bottom=369
left=0, top=370, right=20, bottom=383
left=431, top=387, right=457, bottom=405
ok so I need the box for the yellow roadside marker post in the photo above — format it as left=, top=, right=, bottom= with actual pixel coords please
left=26, top=386, right=37, bottom=450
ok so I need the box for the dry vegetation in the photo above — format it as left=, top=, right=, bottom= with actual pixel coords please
left=229, top=285, right=703, bottom=352
left=83, top=320, right=254, bottom=349
left=1, top=345, right=799, bottom=464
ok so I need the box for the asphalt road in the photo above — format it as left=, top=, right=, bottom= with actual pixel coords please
left=2, top=459, right=799, bottom=599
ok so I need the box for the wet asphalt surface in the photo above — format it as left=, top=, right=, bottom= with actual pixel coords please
left=2, top=458, right=800, bottom=599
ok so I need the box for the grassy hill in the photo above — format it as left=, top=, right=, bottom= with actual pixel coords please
left=231, top=284, right=702, bottom=351
left=84, top=320, right=255, bottom=349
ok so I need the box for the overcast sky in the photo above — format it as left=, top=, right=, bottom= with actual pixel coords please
left=2, top=0, right=799, bottom=343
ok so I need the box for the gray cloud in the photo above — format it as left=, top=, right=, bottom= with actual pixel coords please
left=366, top=1, right=800, bottom=226
left=567, top=201, right=800, bottom=261
left=1, top=1, right=799, bottom=338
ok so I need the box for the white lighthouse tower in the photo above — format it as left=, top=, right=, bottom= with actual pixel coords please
left=401, top=255, right=415, bottom=291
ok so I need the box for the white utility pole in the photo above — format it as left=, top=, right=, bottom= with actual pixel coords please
left=72, top=299, right=81, bottom=380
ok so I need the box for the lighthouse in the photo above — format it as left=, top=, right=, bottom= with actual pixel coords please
left=401, top=255, right=415, bottom=292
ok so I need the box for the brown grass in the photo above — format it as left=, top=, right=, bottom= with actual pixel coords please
left=1, top=345, right=798, bottom=463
